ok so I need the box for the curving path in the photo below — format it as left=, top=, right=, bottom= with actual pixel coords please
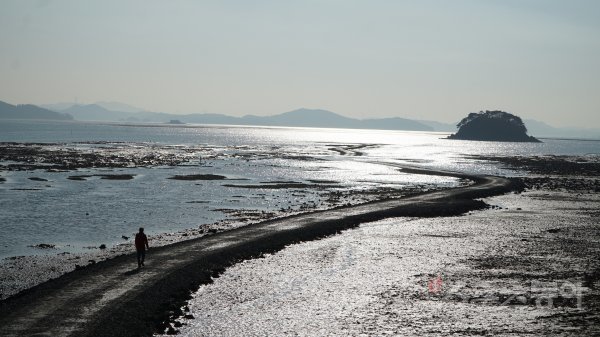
left=0, top=165, right=518, bottom=337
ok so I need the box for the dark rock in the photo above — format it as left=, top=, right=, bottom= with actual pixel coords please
left=222, top=182, right=322, bottom=189
left=28, top=177, right=48, bottom=182
left=29, top=243, right=56, bottom=249
left=68, top=175, right=92, bottom=181
left=122, top=235, right=129, bottom=240
left=547, top=228, right=561, bottom=233
left=168, top=174, right=226, bottom=180
left=95, top=174, right=135, bottom=180
left=183, top=314, right=194, bottom=319
left=99, top=244, right=107, bottom=249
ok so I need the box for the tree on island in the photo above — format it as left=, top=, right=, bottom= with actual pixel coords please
left=447, top=110, right=541, bottom=142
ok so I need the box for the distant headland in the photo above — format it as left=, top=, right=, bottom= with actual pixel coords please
left=447, top=110, right=541, bottom=143
left=0, top=100, right=72, bottom=121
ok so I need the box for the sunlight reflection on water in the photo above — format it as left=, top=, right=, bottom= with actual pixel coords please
left=0, top=121, right=599, bottom=259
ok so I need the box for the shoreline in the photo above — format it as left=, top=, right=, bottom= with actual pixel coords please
left=0, top=165, right=519, bottom=337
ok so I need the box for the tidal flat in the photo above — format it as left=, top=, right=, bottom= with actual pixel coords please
left=0, top=140, right=456, bottom=300
left=163, top=168, right=600, bottom=336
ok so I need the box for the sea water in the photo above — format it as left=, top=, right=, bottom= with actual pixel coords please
left=0, top=120, right=599, bottom=259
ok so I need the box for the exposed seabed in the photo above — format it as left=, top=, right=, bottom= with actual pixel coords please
left=1, top=156, right=599, bottom=336
left=168, top=189, right=600, bottom=336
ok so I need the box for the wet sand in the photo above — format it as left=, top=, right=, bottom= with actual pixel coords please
left=0, top=166, right=517, bottom=337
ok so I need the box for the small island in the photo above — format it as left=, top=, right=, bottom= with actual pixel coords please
left=167, top=119, right=185, bottom=125
left=447, top=110, right=541, bottom=142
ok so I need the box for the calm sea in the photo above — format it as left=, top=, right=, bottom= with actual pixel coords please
left=1, top=120, right=599, bottom=259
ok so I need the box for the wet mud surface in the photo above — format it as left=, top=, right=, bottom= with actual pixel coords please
left=0, top=164, right=513, bottom=337
left=162, top=169, right=600, bottom=336
left=1, top=145, right=598, bottom=336
left=472, top=154, right=600, bottom=193
left=0, top=142, right=200, bottom=171
left=470, top=154, right=600, bottom=176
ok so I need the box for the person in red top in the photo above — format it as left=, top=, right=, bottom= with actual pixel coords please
left=135, top=227, right=149, bottom=267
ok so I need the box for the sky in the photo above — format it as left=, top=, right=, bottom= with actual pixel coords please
left=1, top=0, right=599, bottom=127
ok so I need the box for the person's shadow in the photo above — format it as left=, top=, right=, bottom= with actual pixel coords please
left=123, top=268, right=140, bottom=276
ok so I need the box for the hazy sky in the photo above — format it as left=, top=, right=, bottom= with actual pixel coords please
left=1, top=0, right=599, bottom=127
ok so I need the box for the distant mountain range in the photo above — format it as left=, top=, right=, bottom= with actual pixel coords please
left=521, top=119, right=600, bottom=140
left=2, top=99, right=599, bottom=139
left=0, top=100, right=73, bottom=121
left=41, top=101, right=144, bottom=114
left=49, top=103, right=438, bottom=132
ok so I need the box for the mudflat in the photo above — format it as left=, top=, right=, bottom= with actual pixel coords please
left=0, top=166, right=516, bottom=337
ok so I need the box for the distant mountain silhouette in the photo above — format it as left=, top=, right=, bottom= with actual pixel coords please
left=448, top=110, right=540, bottom=142
left=35, top=101, right=600, bottom=138
left=42, top=101, right=145, bottom=113
left=523, top=119, right=600, bottom=139
left=94, top=101, right=144, bottom=113
left=238, top=109, right=433, bottom=131
left=246, top=108, right=354, bottom=127
left=56, top=106, right=434, bottom=131
left=417, top=120, right=457, bottom=132
left=61, top=104, right=133, bottom=121
left=40, top=102, right=80, bottom=111
left=0, top=100, right=73, bottom=120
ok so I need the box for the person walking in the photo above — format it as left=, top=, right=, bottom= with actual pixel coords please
left=135, top=227, right=149, bottom=267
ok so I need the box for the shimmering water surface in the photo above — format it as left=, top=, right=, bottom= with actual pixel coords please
left=0, top=120, right=599, bottom=259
